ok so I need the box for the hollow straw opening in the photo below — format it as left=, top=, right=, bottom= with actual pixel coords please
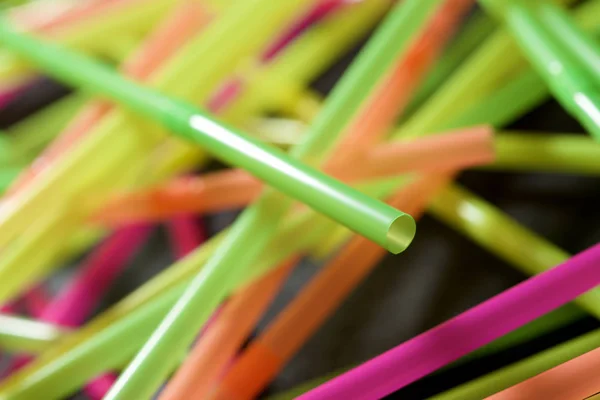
left=385, top=212, right=416, bottom=254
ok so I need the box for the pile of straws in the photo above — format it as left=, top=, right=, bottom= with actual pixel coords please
left=0, top=0, right=599, bottom=398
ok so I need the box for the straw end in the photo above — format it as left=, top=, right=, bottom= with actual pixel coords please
left=386, top=213, right=416, bottom=254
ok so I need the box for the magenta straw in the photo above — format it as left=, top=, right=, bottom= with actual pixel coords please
left=167, top=215, right=207, bottom=259
left=299, top=243, right=600, bottom=400
left=40, top=225, right=152, bottom=326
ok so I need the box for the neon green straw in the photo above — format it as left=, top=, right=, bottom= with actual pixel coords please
left=0, top=314, right=68, bottom=354
left=484, top=132, right=600, bottom=175
left=480, top=0, right=600, bottom=140
left=432, top=328, right=600, bottom=400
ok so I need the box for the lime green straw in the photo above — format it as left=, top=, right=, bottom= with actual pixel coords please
left=0, top=314, right=68, bottom=354
left=432, top=328, right=600, bottom=400
left=441, top=70, right=548, bottom=130
left=485, top=132, right=600, bottom=175
left=479, top=0, right=600, bottom=140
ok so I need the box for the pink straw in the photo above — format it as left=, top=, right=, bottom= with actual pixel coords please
left=40, top=225, right=152, bottom=327
left=167, top=216, right=207, bottom=259
left=299, top=243, right=600, bottom=400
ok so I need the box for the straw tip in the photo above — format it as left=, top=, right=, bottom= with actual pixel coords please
left=386, top=213, right=416, bottom=254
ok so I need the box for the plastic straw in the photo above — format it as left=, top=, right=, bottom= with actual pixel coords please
left=428, top=184, right=600, bottom=318
left=480, top=0, right=600, bottom=140
left=157, top=257, right=298, bottom=400
left=300, top=243, right=600, bottom=400
left=210, top=173, right=454, bottom=400
left=403, top=11, right=495, bottom=118
left=0, top=314, right=67, bottom=354
left=207, top=0, right=346, bottom=113
left=167, top=215, right=207, bottom=259
left=94, top=126, right=493, bottom=225
left=5, top=93, right=88, bottom=166
left=486, top=132, right=600, bottom=175
left=487, top=345, right=600, bottom=399
left=40, top=225, right=151, bottom=327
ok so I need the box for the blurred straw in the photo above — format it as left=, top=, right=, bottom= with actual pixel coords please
left=0, top=314, right=68, bottom=354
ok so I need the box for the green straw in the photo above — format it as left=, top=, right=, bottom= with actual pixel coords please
left=432, top=328, right=600, bottom=400
left=402, top=11, right=495, bottom=119
left=102, top=1, right=441, bottom=397
left=428, top=184, right=600, bottom=318
left=393, top=0, right=584, bottom=139
left=484, top=132, right=600, bottom=175
left=0, top=314, right=68, bottom=354
left=479, top=0, right=600, bottom=140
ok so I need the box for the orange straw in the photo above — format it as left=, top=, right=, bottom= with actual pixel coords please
left=93, top=126, right=493, bottom=225
left=206, top=173, right=455, bottom=400
left=486, top=346, right=600, bottom=400
left=325, top=0, right=475, bottom=168
left=157, top=257, right=299, bottom=400
left=5, top=0, right=212, bottom=196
